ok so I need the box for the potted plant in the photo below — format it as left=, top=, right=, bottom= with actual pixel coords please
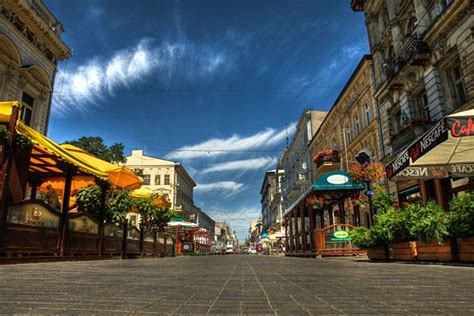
left=312, top=149, right=339, bottom=168
left=305, top=195, right=325, bottom=209
left=404, top=202, right=452, bottom=262
left=448, top=192, right=474, bottom=262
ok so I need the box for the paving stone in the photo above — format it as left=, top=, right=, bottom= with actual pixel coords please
left=0, top=256, right=473, bottom=315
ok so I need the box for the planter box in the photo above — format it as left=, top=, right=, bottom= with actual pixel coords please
left=367, top=246, right=386, bottom=260
left=391, top=242, right=413, bottom=261
left=457, top=237, right=474, bottom=263
left=416, top=240, right=453, bottom=262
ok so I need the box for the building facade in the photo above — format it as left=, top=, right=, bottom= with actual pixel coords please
left=280, top=110, right=326, bottom=211
left=195, top=207, right=215, bottom=239
left=260, top=169, right=285, bottom=232
left=125, top=150, right=198, bottom=220
left=352, top=0, right=473, bottom=205
left=308, top=55, right=383, bottom=227
left=0, top=0, right=71, bottom=134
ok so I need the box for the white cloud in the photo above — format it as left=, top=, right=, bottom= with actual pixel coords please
left=195, top=181, right=244, bottom=193
left=52, top=39, right=230, bottom=116
left=201, top=157, right=277, bottom=174
left=165, top=123, right=296, bottom=160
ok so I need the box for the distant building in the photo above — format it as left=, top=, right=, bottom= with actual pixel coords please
left=195, top=207, right=215, bottom=240
left=0, top=0, right=71, bottom=134
left=247, top=218, right=261, bottom=247
left=125, top=150, right=197, bottom=220
left=279, top=110, right=326, bottom=209
left=260, top=169, right=284, bottom=232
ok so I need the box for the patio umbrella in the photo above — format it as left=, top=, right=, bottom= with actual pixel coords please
left=129, top=187, right=171, bottom=209
left=386, top=109, right=474, bottom=180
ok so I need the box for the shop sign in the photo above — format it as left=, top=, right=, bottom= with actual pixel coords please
left=331, top=230, right=351, bottom=241
left=409, top=119, right=448, bottom=162
left=386, top=120, right=448, bottom=179
left=393, top=164, right=474, bottom=179
left=7, top=203, right=59, bottom=229
left=386, top=150, right=410, bottom=179
left=447, top=116, right=474, bottom=137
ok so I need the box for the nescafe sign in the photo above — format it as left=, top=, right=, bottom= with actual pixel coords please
left=409, top=119, right=448, bottom=163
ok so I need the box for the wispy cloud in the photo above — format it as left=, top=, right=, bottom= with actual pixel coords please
left=195, top=181, right=244, bottom=195
left=201, top=157, right=277, bottom=174
left=165, top=123, right=296, bottom=160
left=52, top=39, right=231, bottom=116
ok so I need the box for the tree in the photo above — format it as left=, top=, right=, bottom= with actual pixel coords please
left=63, top=136, right=126, bottom=163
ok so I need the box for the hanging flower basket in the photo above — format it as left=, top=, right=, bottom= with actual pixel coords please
left=350, top=163, right=385, bottom=183
left=312, top=149, right=339, bottom=168
left=305, top=195, right=325, bottom=209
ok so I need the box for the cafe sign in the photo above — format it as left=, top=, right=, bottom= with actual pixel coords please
left=446, top=116, right=474, bottom=137
left=331, top=230, right=351, bottom=241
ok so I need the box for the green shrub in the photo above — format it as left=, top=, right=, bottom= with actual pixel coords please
left=447, top=192, right=474, bottom=238
left=405, top=201, right=449, bottom=244
left=349, top=226, right=373, bottom=248
left=371, top=207, right=411, bottom=245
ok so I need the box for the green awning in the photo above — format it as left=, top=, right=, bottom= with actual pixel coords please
left=313, top=170, right=364, bottom=191
left=170, top=216, right=185, bottom=222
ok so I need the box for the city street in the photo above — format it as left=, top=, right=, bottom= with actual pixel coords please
left=0, top=256, right=473, bottom=315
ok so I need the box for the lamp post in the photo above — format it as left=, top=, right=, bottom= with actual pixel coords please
left=355, top=152, right=375, bottom=226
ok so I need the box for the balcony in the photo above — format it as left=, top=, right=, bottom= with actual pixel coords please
left=390, top=119, right=432, bottom=154
left=312, top=150, right=340, bottom=178
left=383, top=36, right=430, bottom=83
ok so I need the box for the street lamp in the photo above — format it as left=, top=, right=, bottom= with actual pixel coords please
left=355, top=152, right=375, bottom=226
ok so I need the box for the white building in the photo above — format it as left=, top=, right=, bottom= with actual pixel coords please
left=125, top=150, right=197, bottom=220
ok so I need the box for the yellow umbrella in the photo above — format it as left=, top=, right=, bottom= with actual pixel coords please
left=130, top=187, right=171, bottom=209
left=60, top=144, right=141, bottom=190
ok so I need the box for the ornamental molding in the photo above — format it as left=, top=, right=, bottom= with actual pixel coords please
left=0, top=0, right=71, bottom=62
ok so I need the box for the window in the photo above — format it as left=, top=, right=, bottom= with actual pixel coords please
left=21, top=92, right=34, bottom=126
left=416, top=91, right=430, bottom=121
left=448, top=64, right=467, bottom=108
left=332, top=138, right=337, bottom=150
left=354, top=115, right=361, bottom=136
left=155, top=174, right=160, bottom=185
left=345, top=125, right=352, bottom=144
left=143, top=174, right=150, bottom=185
left=164, top=175, right=170, bottom=185
left=365, top=103, right=371, bottom=125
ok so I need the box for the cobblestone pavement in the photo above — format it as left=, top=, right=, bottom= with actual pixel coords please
left=0, top=255, right=473, bottom=315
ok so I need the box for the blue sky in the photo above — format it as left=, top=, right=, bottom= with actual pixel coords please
left=45, top=0, right=369, bottom=241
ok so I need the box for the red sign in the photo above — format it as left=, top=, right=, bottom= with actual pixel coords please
left=450, top=117, right=474, bottom=137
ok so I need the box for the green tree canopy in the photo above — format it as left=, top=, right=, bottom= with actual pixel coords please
left=63, top=136, right=126, bottom=163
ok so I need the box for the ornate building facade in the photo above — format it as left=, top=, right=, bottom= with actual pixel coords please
left=352, top=0, right=473, bottom=204
left=308, top=55, right=383, bottom=227
left=0, top=0, right=71, bottom=134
